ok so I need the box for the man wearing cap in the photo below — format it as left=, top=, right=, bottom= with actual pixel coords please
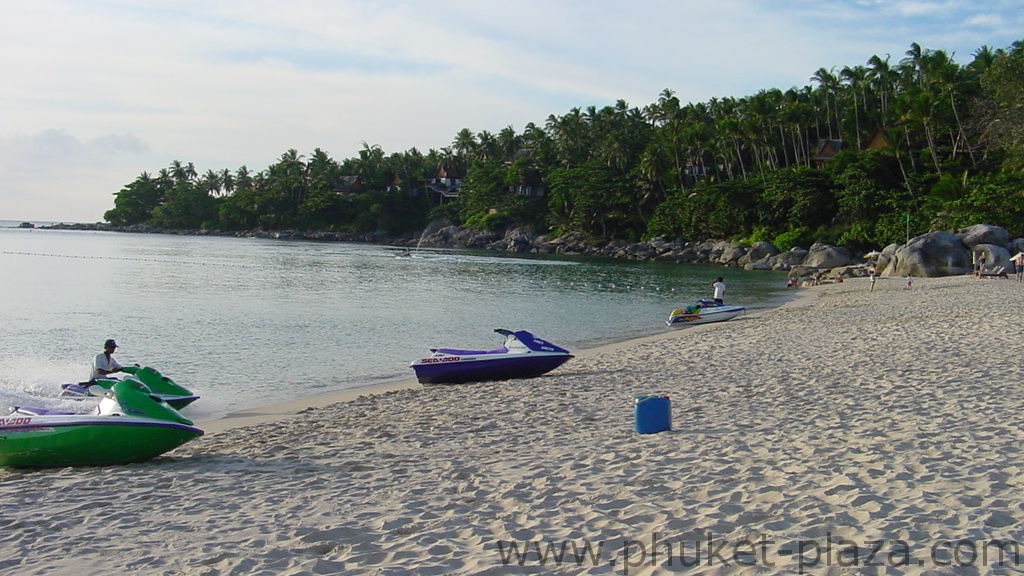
left=90, top=339, right=124, bottom=381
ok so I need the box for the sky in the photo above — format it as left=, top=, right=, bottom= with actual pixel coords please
left=1, top=0, right=1021, bottom=223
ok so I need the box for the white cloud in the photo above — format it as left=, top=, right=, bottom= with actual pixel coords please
left=965, top=13, right=1004, bottom=28
left=892, top=1, right=950, bottom=17
left=0, top=129, right=153, bottom=221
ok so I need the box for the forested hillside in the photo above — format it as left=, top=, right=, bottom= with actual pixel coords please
left=105, top=40, right=1024, bottom=252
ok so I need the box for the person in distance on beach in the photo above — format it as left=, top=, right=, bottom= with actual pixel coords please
left=90, top=339, right=123, bottom=381
left=712, top=277, right=726, bottom=304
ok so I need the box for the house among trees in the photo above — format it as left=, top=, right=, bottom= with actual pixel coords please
left=864, top=127, right=890, bottom=150
left=505, top=181, right=547, bottom=198
left=504, top=167, right=547, bottom=198
left=424, top=163, right=462, bottom=199
left=333, top=175, right=365, bottom=196
left=812, top=139, right=844, bottom=169
left=385, top=173, right=402, bottom=193
left=812, top=127, right=889, bottom=169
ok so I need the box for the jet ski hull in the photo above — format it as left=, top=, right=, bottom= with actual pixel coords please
left=412, top=353, right=572, bottom=384
left=0, top=417, right=204, bottom=468
left=666, top=303, right=745, bottom=326
left=411, top=329, right=573, bottom=384
left=2, top=379, right=203, bottom=468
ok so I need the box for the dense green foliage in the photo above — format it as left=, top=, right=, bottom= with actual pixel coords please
left=106, top=40, right=1024, bottom=248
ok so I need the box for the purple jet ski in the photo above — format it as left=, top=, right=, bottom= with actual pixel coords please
left=410, top=329, right=573, bottom=384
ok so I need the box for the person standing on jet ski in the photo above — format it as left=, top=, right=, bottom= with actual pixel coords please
left=90, top=339, right=124, bottom=381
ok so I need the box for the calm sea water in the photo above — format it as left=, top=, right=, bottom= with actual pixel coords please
left=0, top=223, right=787, bottom=421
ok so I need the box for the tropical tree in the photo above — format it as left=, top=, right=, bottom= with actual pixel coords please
left=810, top=67, right=841, bottom=140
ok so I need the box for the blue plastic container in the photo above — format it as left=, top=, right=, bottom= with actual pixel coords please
left=634, top=395, right=671, bottom=434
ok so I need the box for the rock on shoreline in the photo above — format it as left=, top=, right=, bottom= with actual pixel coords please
left=41, top=222, right=1022, bottom=280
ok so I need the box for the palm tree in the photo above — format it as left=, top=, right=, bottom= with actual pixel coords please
left=867, top=54, right=896, bottom=119
left=967, top=45, right=997, bottom=76
left=810, top=67, right=840, bottom=140
left=234, top=166, right=253, bottom=191
left=475, top=130, right=497, bottom=161
left=782, top=87, right=814, bottom=166
left=219, top=168, right=235, bottom=196
left=896, top=87, right=942, bottom=175
left=169, top=160, right=198, bottom=184
left=200, top=169, right=222, bottom=197
left=545, top=108, right=589, bottom=168
left=644, top=89, right=687, bottom=188
left=496, top=125, right=521, bottom=159
left=274, top=149, right=308, bottom=220
left=841, top=65, right=869, bottom=149
left=451, top=128, right=478, bottom=163
left=901, top=42, right=925, bottom=84
left=921, top=48, right=975, bottom=165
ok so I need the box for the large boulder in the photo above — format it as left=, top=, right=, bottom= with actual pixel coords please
left=972, top=244, right=1012, bottom=271
left=488, top=228, right=535, bottom=253
left=740, top=241, right=779, bottom=265
left=801, top=243, right=853, bottom=269
left=956, top=224, right=1010, bottom=249
left=648, top=237, right=682, bottom=254
left=624, top=242, right=657, bottom=260
left=874, top=243, right=900, bottom=273
left=767, top=247, right=808, bottom=271
left=686, top=239, right=733, bottom=263
left=719, top=244, right=747, bottom=265
left=883, top=231, right=972, bottom=277
left=423, top=225, right=494, bottom=247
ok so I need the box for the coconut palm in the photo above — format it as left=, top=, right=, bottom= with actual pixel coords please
left=810, top=67, right=841, bottom=140
left=841, top=65, right=869, bottom=149
left=867, top=53, right=897, bottom=119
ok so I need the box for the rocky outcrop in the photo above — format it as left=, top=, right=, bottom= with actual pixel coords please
left=419, top=225, right=500, bottom=249
left=956, top=224, right=1010, bottom=249
left=741, top=241, right=779, bottom=265
left=972, top=244, right=1012, bottom=270
left=40, top=221, right=1023, bottom=279
left=881, top=231, right=972, bottom=277
left=767, top=249, right=806, bottom=272
left=485, top=228, right=536, bottom=253
left=802, top=243, right=853, bottom=269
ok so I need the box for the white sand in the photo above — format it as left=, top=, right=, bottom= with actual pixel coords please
left=3, top=275, right=1023, bottom=575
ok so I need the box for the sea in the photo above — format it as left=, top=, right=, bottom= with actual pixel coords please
left=0, top=220, right=789, bottom=422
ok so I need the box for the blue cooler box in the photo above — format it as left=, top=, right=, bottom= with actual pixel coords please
left=634, top=395, right=671, bottom=434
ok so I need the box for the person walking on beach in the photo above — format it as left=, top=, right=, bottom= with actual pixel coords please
left=712, top=277, right=726, bottom=304
left=868, top=264, right=877, bottom=292
left=1014, top=253, right=1024, bottom=283
left=90, top=339, right=123, bottom=381
left=905, top=275, right=913, bottom=290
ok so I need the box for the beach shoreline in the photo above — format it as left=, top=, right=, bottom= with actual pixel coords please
left=4, top=274, right=1023, bottom=575
left=198, top=288, right=807, bottom=436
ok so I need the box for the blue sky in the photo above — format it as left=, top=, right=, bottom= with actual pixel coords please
left=1, top=0, right=1021, bottom=222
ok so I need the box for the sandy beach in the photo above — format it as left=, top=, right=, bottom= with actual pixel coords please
left=3, top=274, right=1023, bottom=575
